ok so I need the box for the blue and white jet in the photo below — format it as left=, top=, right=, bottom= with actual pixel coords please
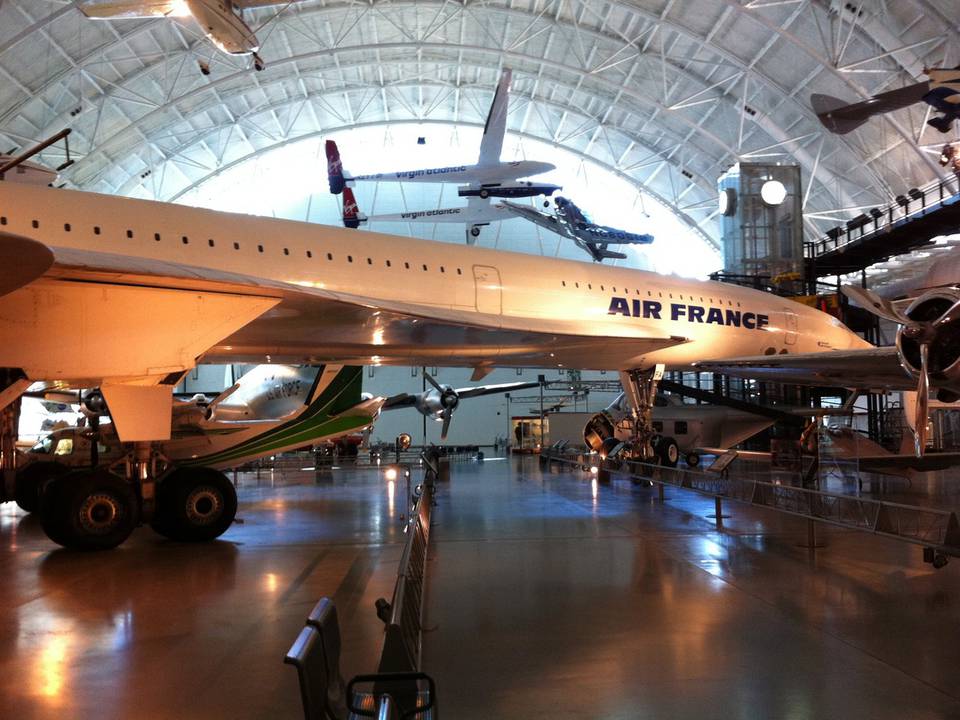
left=501, top=196, right=654, bottom=262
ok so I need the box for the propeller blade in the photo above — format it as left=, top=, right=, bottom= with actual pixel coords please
left=423, top=370, right=443, bottom=393
left=841, top=285, right=914, bottom=325
left=440, top=411, right=452, bottom=440
left=914, top=343, right=930, bottom=458
left=934, top=297, right=960, bottom=328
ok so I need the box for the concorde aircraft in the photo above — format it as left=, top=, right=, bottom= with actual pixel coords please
left=81, top=0, right=266, bottom=71
left=326, top=68, right=559, bottom=241
left=501, top=196, right=654, bottom=262
left=0, top=176, right=947, bottom=550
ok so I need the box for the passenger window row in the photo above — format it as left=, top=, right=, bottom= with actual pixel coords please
left=3, top=215, right=467, bottom=275
left=559, top=278, right=742, bottom=308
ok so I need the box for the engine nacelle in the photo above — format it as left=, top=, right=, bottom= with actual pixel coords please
left=583, top=412, right=616, bottom=454
left=896, top=289, right=960, bottom=391
left=414, top=386, right=459, bottom=419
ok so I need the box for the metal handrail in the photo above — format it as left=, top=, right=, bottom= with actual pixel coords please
left=377, top=450, right=436, bottom=675
left=541, top=449, right=960, bottom=558
left=806, top=173, right=960, bottom=259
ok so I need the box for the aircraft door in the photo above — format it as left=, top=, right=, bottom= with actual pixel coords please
left=784, top=311, right=798, bottom=345
left=473, top=265, right=502, bottom=314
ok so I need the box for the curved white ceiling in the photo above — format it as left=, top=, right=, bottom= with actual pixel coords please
left=1, top=0, right=957, bottom=246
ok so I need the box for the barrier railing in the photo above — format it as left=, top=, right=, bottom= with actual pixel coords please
left=285, top=451, right=440, bottom=720
left=378, top=475, right=433, bottom=674
left=540, top=448, right=960, bottom=565
left=806, top=173, right=960, bottom=260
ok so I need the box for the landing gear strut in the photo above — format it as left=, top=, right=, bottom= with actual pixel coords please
left=0, top=369, right=28, bottom=502
left=619, top=365, right=665, bottom=463
left=583, top=364, right=679, bottom=468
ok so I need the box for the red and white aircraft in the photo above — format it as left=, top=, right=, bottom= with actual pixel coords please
left=326, top=69, right=559, bottom=242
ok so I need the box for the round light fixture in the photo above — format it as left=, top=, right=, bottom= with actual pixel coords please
left=760, top=179, right=787, bottom=206
left=718, top=188, right=737, bottom=216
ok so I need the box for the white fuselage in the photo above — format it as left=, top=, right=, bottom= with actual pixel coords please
left=364, top=202, right=512, bottom=225
left=0, top=182, right=869, bottom=381
left=349, top=160, right=555, bottom=185
left=186, top=0, right=259, bottom=55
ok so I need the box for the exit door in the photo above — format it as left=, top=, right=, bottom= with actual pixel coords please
left=784, top=311, right=798, bottom=345
left=473, top=265, right=502, bottom=314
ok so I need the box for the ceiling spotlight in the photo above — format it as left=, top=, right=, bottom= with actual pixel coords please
left=760, top=179, right=787, bottom=206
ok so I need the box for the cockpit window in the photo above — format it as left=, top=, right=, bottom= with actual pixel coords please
left=31, top=436, right=53, bottom=454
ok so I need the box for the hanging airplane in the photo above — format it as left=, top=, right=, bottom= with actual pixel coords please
left=501, top=196, right=654, bottom=262
left=326, top=68, right=559, bottom=242
left=2, top=175, right=952, bottom=550
left=14, top=364, right=537, bottom=523
left=340, top=186, right=513, bottom=239
left=80, top=0, right=267, bottom=72
left=812, top=66, right=960, bottom=135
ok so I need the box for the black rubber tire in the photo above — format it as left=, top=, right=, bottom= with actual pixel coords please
left=15, top=462, right=69, bottom=513
left=686, top=452, right=700, bottom=468
left=153, top=468, right=237, bottom=542
left=657, top=437, right=680, bottom=468
left=40, top=470, right=137, bottom=550
left=479, top=189, right=489, bottom=199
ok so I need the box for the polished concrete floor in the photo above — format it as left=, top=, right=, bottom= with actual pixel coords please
left=2, top=458, right=960, bottom=719
left=0, top=466, right=408, bottom=720
left=422, top=457, right=960, bottom=719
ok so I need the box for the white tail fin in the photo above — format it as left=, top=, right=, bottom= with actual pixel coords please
left=477, top=68, right=512, bottom=167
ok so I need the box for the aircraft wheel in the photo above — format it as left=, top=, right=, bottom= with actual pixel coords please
left=479, top=189, right=489, bottom=199
left=656, top=437, right=680, bottom=468
left=15, top=462, right=69, bottom=513
left=685, top=452, right=700, bottom=468
left=470, top=226, right=481, bottom=237
left=40, top=470, right=137, bottom=550
left=153, top=468, right=237, bottom=542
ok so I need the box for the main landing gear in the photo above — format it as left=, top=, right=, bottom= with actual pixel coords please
left=615, top=365, right=679, bottom=468
left=26, top=436, right=238, bottom=551
left=37, top=460, right=238, bottom=551
left=583, top=365, right=680, bottom=470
